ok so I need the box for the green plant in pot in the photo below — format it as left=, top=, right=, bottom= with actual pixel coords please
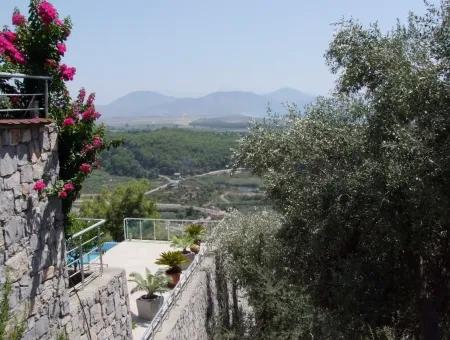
left=128, top=268, right=168, bottom=321
left=155, top=251, right=187, bottom=288
left=185, top=224, right=206, bottom=253
left=171, top=235, right=195, bottom=269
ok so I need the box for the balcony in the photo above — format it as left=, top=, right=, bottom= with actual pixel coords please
left=0, top=72, right=52, bottom=124
left=67, top=218, right=220, bottom=339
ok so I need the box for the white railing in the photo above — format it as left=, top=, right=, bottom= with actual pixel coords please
left=142, top=244, right=208, bottom=339
left=0, top=72, right=51, bottom=118
left=65, top=218, right=106, bottom=290
left=123, top=218, right=219, bottom=241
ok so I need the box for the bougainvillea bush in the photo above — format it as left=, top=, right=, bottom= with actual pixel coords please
left=0, top=0, right=119, bottom=222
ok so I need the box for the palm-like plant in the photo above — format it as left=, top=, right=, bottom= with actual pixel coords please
left=170, top=235, right=195, bottom=253
left=185, top=224, right=206, bottom=244
left=155, top=251, right=187, bottom=274
left=128, top=268, right=169, bottom=299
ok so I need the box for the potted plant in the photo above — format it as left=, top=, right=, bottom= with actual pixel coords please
left=170, top=235, right=195, bottom=268
left=155, top=251, right=187, bottom=288
left=185, top=224, right=206, bottom=253
left=128, top=268, right=168, bottom=321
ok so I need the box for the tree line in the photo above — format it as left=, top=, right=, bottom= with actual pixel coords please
left=100, top=128, right=240, bottom=178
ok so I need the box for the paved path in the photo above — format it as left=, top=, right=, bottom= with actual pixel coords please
left=102, top=240, right=172, bottom=339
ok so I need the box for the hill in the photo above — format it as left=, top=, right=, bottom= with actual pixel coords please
left=98, top=88, right=315, bottom=121
left=100, top=128, right=240, bottom=178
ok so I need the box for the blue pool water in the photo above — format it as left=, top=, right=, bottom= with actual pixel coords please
left=69, top=241, right=118, bottom=264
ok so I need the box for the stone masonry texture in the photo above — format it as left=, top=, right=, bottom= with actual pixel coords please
left=0, top=124, right=132, bottom=340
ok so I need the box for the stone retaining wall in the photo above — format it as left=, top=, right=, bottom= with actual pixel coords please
left=67, top=268, right=132, bottom=340
left=0, top=123, right=132, bottom=339
left=153, top=252, right=242, bottom=340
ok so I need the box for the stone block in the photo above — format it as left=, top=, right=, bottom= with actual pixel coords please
left=90, top=304, right=102, bottom=325
left=4, top=171, right=20, bottom=190
left=1, top=129, right=11, bottom=145
left=10, top=129, right=21, bottom=145
left=0, top=190, right=14, bottom=219
left=21, top=129, right=31, bottom=143
left=5, top=250, right=28, bottom=282
left=29, top=140, right=41, bottom=163
left=32, top=162, right=44, bottom=180
left=42, top=131, right=50, bottom=151
left=17, top=143, right=29, bottom=166
left=0, top=146, right=17, bottom=176
left=49, top=132, right=58, bottom=150
left=4, top=216, right=25, bottom=247
left=34, top=316, right=49, bottom=339
left=20, top=164, right=33, bottom=183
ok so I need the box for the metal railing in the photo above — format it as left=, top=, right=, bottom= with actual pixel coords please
left=0, top=72, right=51, bottom=118
left=123, top=218, right=219, bottom=241
left=142, top=243, right=209, bottom=339
left=65, top=218, right=106, bottom=290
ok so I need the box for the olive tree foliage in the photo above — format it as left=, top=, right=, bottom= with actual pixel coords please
left=210, top=211, right=317, bottom=339
left=234, top=2, right=450, bottom=339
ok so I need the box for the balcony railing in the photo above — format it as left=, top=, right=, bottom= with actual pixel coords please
left=65, top=218, right=106, bottom=290
left=0, top=72, right=51, bottom=119
left=123, top=218, right=219, bottom=241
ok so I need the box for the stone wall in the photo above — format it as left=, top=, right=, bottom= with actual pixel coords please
left=67, top=268, right=132, bottom=340
left=153, top=252, right=242, bottom=340
left=0, top=123, right=132, bottom=339
left=0, top=123, right=68, bottom=339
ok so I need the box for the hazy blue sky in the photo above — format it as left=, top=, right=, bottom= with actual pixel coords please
left=1, top=1, right=432, bottom=104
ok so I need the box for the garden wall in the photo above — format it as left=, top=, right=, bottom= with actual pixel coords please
left=67, top=268, right=132, bottom=340
left=153, top=252, right=243, bottom=340
left=0, top=123, right=132, bottom=339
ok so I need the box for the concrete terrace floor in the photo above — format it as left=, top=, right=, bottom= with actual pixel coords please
left=101, top=240, right=172, bottom=339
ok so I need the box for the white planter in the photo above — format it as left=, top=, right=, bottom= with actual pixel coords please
left=136, top=295, right=163, bottom=321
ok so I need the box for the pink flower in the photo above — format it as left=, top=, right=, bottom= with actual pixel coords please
left=79, top=163, right=92, bottom=175
left=77, top=88, right=86, bottom=103
left=63, top=182, right=75, bottom=192
left=12, top=51, right=25, bottom=64
left=55, top=18, right=63, bottom=26
left=12, top=11, right=26, bottom=26
left=0, top=34, right=26, bottom=65
left=81, top=107, right=101, bottom=121
left=58, top=190, right=68, bottom=199
left=56, top=43, right=66, bottom=56
left=38, top=1, right=58, bottom=25
left=33, top=180, right=47, bottom=192
left=92, top=136, right=103, bottom=149
left=86, top=93, right=96, bottom=106
left=59, top=64, right=76, bottom=81
left=3, top=32, right=16, bottom=43
left=63, top=117, right=75, bottom=126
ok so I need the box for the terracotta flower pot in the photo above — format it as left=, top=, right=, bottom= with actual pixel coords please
left=190, top=244, right=200, bottom=254
left=166, top=268, right=181, bottom=288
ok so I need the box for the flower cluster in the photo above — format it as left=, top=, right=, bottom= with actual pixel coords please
left=58, top=182, right=75, bottom=199
left=56, top=42, right=66, bottom=56
left=0, top=30, right=25, bottom=64
left=12, top=10, right=26, bottom=26
left=59, top=64, right=76, bottom=81
left=37, top=0, right=58, bottom=25
left=2, top=1, right=117, bottom=209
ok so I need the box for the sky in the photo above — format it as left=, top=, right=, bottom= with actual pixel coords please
left=1, top=0, right=432, bottom=104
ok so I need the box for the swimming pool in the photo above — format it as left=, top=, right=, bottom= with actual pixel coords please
left=69, top=241, right=119, bottom=264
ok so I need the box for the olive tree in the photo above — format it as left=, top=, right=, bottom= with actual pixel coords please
left=235, top=2, right=450, bottom=338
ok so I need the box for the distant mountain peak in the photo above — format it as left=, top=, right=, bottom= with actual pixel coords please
left=99, top=88, right=316, bottom=120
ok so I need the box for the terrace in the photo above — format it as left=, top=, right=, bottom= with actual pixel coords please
left=67, top=218, right=220, bottom=339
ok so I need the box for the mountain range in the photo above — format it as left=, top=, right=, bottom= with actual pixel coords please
left=98, top=88, right=315, bottom=121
